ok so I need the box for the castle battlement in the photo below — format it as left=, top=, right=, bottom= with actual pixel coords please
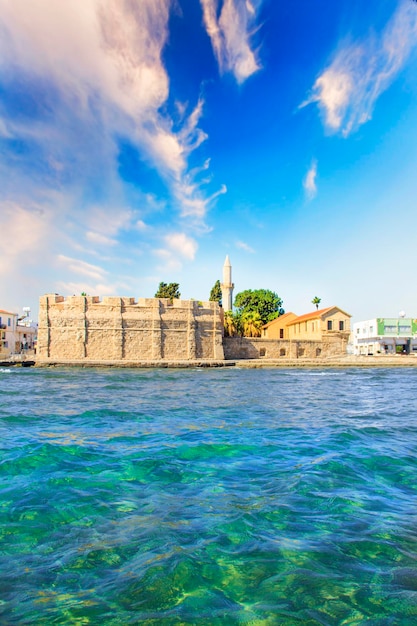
left=40, top=294, right=217, bottom=311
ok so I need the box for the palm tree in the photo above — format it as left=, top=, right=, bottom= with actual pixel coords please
left=224, top=311, right=236, bottom=337
left=312, top=296, right=321, bottom=310
left=242, top=311, right=263, bottom=337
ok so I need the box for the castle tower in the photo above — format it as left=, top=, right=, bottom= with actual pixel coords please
left=221, top=255, right=234, bottom=311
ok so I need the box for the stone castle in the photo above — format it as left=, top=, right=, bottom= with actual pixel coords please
left=37, top=295, right=224, bottom=363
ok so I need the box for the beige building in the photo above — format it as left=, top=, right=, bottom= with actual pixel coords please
left=263, top=306, right=351, bottom=342
left=257, top=306, right=351, bottom=358
left=0, top=309, right=36, bottom=356
left=37, top=294, right=224, bottom=363
left=262, top=312, right=298, bottom=339
left=286, top=306, right=351, bottom=341
left=0, top=309, right=17, bottom=356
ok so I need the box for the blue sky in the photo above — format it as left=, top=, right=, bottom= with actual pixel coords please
left=1, top=0, right=417, bottom=323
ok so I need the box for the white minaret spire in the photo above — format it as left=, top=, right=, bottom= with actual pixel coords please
left=221, top=255, right=234, bottom=311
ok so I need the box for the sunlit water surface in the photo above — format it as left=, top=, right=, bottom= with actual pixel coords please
left=1, top=366, right=417, bottom=625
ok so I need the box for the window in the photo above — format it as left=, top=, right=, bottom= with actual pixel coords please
left=356, top=328, right=360, bottom=334
left=312, top=322, right=315, bottom=332
left=327, top=320, right=333, bottom=331
left=280, top=348, right=286, bottom=357
left=279, top=329, right=284, bottom=339
left=7, top=318, right=11, bottom=327
left=399, top=325, right=411, bottom=334
left=369, top=326, right=373, bottom=334
left=339, top=321, right=344, bottom=331
left=305, top=322, right=308, bottom=331
left=384, top=325, right=396, bottom=334
left=259, top=348, right=266, bottom=357
left=316, top=347, right=321, bottom=357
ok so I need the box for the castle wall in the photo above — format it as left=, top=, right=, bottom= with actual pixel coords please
left=223, top=335, right=349, bottom=360
left=38, top=295, right=224, bottom=362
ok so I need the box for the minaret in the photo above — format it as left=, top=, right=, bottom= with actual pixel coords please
left=221, top=255, right=234, bottom=311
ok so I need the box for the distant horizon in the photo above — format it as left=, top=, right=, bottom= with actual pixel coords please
left=1, top=1, right=417, bottom=324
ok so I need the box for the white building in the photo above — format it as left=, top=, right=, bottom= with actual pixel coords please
left=0, top=308, right=36, bottom=356
left=353, top=317, right=417, bottom=356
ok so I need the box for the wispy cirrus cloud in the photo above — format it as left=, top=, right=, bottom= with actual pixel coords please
left=57, top=256, right=108, bottom=282
left=236, top=240, right=255, bottom=253
left=200, top=0, right=262, bottom=83
left=300, top=1, right=417, bottom=136
left=303, top=160, right=318, bottom=200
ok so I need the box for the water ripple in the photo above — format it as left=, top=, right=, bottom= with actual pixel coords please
left=1, top=367, right=417, bottom=624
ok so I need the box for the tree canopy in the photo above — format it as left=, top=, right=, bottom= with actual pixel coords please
left=234, top=289, right=284, bottom=325
left=209, top=279, right=222, bottom=304
left=155, top=282, right=181, bottom=301
left=311, top=296, right=321, bottom=310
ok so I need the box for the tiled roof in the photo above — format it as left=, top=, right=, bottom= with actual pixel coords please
left=262, top=312, right=296, bottom=329
left=0, top=309, right=16, bottom=315
left=286, top=307, right=336, bottom=325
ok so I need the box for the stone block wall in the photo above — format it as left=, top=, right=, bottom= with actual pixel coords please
left=37, top=295, right=224, bottom=362
left=223, top=335, right=349, bottom=360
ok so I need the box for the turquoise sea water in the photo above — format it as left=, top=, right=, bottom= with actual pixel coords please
left=1, top=367, right=417, bottom=625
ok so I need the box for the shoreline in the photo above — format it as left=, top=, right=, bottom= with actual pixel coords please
left=2, top=355, right=417, bottom=368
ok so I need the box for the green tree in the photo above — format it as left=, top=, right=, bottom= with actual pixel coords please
left=223, top=311, right=243, bottom=337
left=312, top=296, right=321, bottom=310
left=209, top=279, right=222, bottom=304
left=234, top=289, right=284, bottom=325
left=242, top=311, right=263, bottom=337
left=155, top=282, right=181, bottom=301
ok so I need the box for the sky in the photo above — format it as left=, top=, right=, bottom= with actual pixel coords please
left=1, top=0, right=417, bottom=324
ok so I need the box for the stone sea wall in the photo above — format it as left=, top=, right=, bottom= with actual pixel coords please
left=37, top=295, right=224, bottom=362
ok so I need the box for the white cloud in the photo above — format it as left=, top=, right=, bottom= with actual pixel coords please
left=200, top=0, right=262, bottom=83
left=0, top=117, right=13, bottom=138
left=57, top=255, right=108, bottom=282
left=236, top=240, right=255, bottom=253
left=165, top=233, right=198, bottom=260
left=303, top=160, right=318, bottom=199
left=153, top=232, right=198, bottom=273
left=0, top=202, right=51, bottom=272
left=177, top=183, right=227, bottom=219
left=86, top=231, right=118, bottom=247
left=56, top=281, right=127, bottom=298
left=0, top=200, right=59, bottom=313
left=135, top=220, right=147, bottom=231
left=301, top=2, right=417, bottom=135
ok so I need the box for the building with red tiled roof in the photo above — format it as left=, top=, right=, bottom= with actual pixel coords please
left=262, top=306, right=351, bottom=344
left=286, top=306, right=351, bottom=341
